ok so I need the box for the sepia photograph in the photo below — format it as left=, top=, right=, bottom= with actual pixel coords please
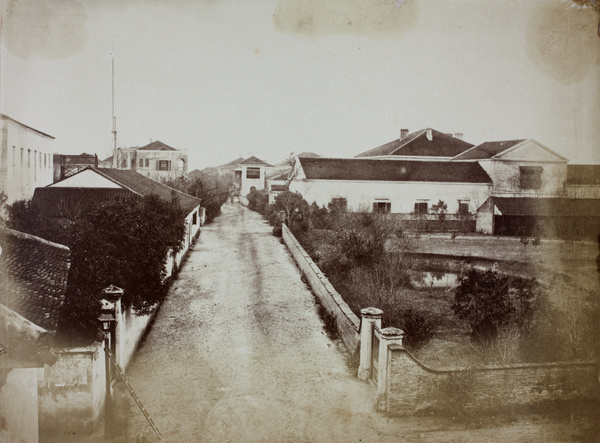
left=1, top=0, right=599, bottom=441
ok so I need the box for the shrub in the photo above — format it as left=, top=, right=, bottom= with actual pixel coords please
left=451, top=269, right=545, bottom=343
left=400, top=308, right=436, bottom=350
left=246, top=189, right=269, bottom=215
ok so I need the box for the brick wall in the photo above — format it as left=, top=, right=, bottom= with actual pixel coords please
left=282, top=224, right=360, bottom=354
left=386, top=345, right=599, bottom=415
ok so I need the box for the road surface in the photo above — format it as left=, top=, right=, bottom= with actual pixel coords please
left=119, top=203, right=595, bottom=443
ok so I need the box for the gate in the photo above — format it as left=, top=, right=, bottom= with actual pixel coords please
left=371, top=327, right=380, bottom=386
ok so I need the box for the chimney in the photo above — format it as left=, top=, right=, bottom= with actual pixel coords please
left=454, top=132, right=463, bottom=140
left=400, top=129, right=409, bottom=140
left=426, top=128, right=433, bottom=141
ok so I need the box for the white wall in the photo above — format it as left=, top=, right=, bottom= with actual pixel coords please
left=478, top=159, right=567, bottom=197
left=240, top=165, right=267, bottom=196
left=133, top=149, right=188, bottom=181
left=1, top=117, right=55, bottom=203
left=0, top=368, right=40, bottom=443
left=290, top=179, right=491, bottom=214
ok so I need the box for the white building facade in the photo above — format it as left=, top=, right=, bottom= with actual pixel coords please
left=0, top=114, right=55, bottom=203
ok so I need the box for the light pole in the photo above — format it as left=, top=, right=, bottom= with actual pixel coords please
left=99, top=303, right=116, bottom=437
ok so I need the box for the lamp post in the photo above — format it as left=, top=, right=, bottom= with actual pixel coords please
left=99, top=304, right=116, bottom=437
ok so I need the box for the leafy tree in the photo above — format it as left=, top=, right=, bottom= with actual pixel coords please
left=431, top=200, right=448, bottom=221
left=271, top=191, right=310, bottom=233
left=7, top=195, right=186, bottom=345
left=165, top=169, right=232, bottom=223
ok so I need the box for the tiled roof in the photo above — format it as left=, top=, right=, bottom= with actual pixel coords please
left=269, top=170, right=291, bottom=181
left=298, top=158, right=493, bottom=184
left=356, top=129, right=474, bottom=158
left=216, top=157, right=245, bottom=170
left=567, top=165, right=600, bottom=185
left=490, top=197, right=600, bottom=217
left=33, top=188, right=135, bottom=219
left=136, top=140, right=177, bottom=151
left=238, top=156, right=273, bottom=167
left=452, top=140, right=526, bottom=160
left=95, top=168, right=201, bottom=214
left=35, top=168, right=201, bottom=215
left=0, top=228, right=71, bottom=331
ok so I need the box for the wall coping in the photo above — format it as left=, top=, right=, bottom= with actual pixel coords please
left=282, top=224, right=360, bottom=332
left=389, top=345, right=598, bottom=374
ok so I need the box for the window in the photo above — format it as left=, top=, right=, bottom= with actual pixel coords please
left=28, top=149, right=31, bottom=168
left=519, top=166, right=543, bottom=190
left=458, top=202, right=469, bottom=215
left=12, top=146, right=15, bottom=166
left=139, top=158, right=144, bottom=168
left=158, top=160, right=171, bottom=171
left=192, top=212, right=198, bottom=225
left=44, top=153, right=47, bottom=168
left=246, top=167, right=261, bottom=179
left=414, top=202, right=428, bottom=214
left=21, top=148, right=24, bottom=166
left=373, top=201, right=391, bottom=213
left=145, top=159, right=150, bottom=167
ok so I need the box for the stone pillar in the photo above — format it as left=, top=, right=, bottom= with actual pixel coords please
left=103, top=285, right=124, bottom=369
left=358, top=307, right=383, bottom=380
left=376, top=327, right=404, bottom=411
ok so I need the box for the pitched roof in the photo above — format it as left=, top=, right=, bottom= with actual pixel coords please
left=96, top=168, right=201, bottom=213
left=356, top=129, right=474, bottom=158
left=298, top=157, right=493, bottom=184
left=567, top=165, right=600, bottom=185
left=36, top=167, right=201, bottom=215
left=0, top=228, right=71, bottom=331
left=269, top=170, right=291, bottom=181
left=452, top=140, right=526, bottom=160
left=217, top=157, right=245, bottom=170
left=490, top=197, right=600, bottom=217
left=238, top=156, right=273, bottom=167
left=136, top=140, right=177, bottom=151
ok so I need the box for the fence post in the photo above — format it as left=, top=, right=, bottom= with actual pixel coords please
left=358, top=307, right=383, bottom=380
left=376, top=327, right=404, bottom=411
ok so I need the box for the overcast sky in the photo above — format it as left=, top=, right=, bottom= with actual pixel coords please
left=1, top=0, right=599, bottom=170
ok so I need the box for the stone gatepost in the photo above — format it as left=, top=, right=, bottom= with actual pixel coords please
left=102, top=285, right=124, bottom=368
left=358, top=307, right=383, bottom=380
left=376, top=327, right=404, bottom=411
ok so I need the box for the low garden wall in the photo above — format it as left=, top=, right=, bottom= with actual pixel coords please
left=385, top=345, right=599, bottom=415
left=282, top=224, right=360, bottom=354
left=39, top=306, right=156, bottom=434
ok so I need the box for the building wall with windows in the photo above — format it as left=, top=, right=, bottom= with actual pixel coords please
left=133, top=149, right=187, bottom=181
left=290, top=179, right=491, bottom=215
left=115, top=142, right=187, bottom=182
left=0, top=115, right=55, bottom=204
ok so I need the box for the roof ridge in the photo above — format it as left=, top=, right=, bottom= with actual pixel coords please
left=0, top=227, right=71, bottom=252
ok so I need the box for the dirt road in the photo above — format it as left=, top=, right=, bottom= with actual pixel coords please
left=122, top=203, right=595, bottom=442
